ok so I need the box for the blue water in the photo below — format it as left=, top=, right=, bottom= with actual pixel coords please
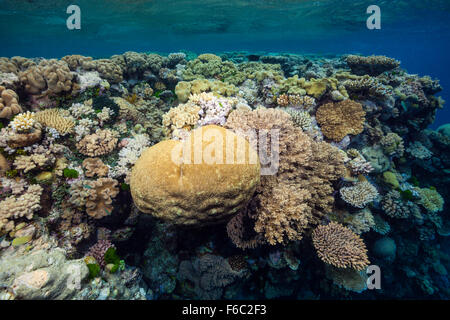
left=1, top=0, right=450, bottom=127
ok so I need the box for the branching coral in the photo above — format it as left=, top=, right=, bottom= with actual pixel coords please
left=162, top=102, right=201, bottom=139
left=177, top=254, right=247, bottom=299
left=381, top=190, right=420, bottom=219
left=380, top=132, right=404, bottom=157
left=316, top=99, right=366, bottom=142
left=312, top=222, right=370, bottom=270
left=69, top=178, right=119, bottom=219
left=0, top=86, right=22, bottom=118
left=9, top=111, right=35, bottom=133
left=76, top=129, right=118, bottom=157
left=340, top=181, right=379, bottom=208
left=34, top=109, right=75, bottom=135
left=86, top=240, right=115, bottom=268
left=225, top=108, right=346, bottom=245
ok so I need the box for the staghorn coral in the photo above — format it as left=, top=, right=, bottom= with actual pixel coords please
left=346, top=55, right=400, bottom=76
left=76, top=129, right=118, bottom=157
left=0, top=184, right=43, bottom=234
left=225, top=108, right=346, bottom=245
left=82, top=158, right=109, bottom=177
left=69, top=177, right=119, bottom=219
left=0, top=86, right=22, bottom=118
left=316, top=99, right=366, bottom=142
left=340, top=181, right=379, bottom=208
left=347, top=156, right=374, bottom=175
left=34, top=109, right=75, bottom=135
left=312, top=222, right=370, bottom=271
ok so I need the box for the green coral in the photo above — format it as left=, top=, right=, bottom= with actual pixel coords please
left=417, top=187, right=444, bottom=213
left=63, top=168, right=79, bottom=179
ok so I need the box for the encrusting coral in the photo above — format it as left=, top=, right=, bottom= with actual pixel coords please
left=316, top=99, right=366, bottom=142
left=312, top=222, right=370, bottom=271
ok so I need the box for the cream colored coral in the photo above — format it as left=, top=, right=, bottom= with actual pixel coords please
left=0, top=86, right=22, bottom=118
left=162, top=102, right=201, bottom=138
left=76, top=129, right=118, bottom=157
left=19, top=59, right=75, bottom=95
left=0, top=184, right=43, bottom=234
left=69, top=178, right=119, bottom=219
left=82, top=158, right=109, bottom=177
left=13, top=154, right=51, bottom=173
left=34, top=109, right=75, bottom=135
left=9, top=111, right=35, bottom=133
left=340, top=181, right=379, bottom=208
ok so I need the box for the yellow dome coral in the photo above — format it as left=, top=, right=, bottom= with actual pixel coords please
left=130, top=125, right=261, bottom=226
left=316, top=99, right=366, bottom=142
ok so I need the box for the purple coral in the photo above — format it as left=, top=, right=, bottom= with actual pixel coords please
left=87, top=239, right=115, bottom=268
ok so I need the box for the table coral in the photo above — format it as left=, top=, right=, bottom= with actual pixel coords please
left=316, top=99, right=366, bottom=142
left=312, top=222, right=370, bottom=271
left=346, top=55, right=400, bottom=76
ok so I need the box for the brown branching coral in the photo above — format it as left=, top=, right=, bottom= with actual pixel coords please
left=82, top=158, right=109, bottom=177
left=225, top=108, right=346, bottom=245
left=34, top=109, right=75, bottom=135
left=69, top=177, right=119, bottom=219
left=0, top=184, right=43, bottom=234
left=312, top=222, right=370, bottom=271
left=316, top=99, right=366, bottom=142
left=0, top=86, right=22, bottom=118
left=76, top=129, right=118, bottom=157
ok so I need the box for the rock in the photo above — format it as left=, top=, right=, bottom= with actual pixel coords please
left=0, top=248, right=89, bottom=299
left=130, top=125, right=260, bottom=225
